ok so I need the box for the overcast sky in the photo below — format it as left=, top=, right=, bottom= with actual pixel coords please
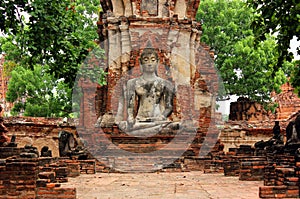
left=290, top=36, right=299, bottom=59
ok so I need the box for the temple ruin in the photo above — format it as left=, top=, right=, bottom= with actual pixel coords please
left=0, top=0, right=300, bottom=198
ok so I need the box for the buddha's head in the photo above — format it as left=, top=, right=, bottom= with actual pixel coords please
left=140, top=48, right=159, bottom=73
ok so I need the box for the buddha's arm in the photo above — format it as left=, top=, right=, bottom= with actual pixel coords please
left=115, top=84, right=126, bottom=122
left=162, top=83, right=174, bottom=118
left=126, top=80, right=136, bottom=126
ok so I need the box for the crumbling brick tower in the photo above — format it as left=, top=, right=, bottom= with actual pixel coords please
left=78, top=0, right=221, bottom=172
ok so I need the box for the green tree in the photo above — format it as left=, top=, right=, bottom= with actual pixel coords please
left=0, top=0, right=105, bottom=117
left=197, top=0, right=291, bottom=106
left=6, top=65, right=71, bottom=117
left=247, top=0, right=300, bottom=96
left=0, top=0, right=101, bottom=85
left=247, top=0, right=299, bottom=65
left=0, top=0, right=26, bottom=34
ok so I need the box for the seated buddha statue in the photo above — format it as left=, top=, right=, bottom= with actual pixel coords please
left=116, top=48, right=179, bottom=137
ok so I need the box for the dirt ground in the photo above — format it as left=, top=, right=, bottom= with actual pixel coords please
left=61, top=171, right=263, bottom=199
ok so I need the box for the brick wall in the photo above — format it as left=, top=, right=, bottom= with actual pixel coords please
left=229, top=83, right=300, bottom=122
left=0, top=156, right=97, bottom=198
left=258, top=154, right=299, bottom=198
left=4, top=117, right=77, bottom=157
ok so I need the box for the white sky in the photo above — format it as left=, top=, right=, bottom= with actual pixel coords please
left=290, top=36, right=300, bottom=59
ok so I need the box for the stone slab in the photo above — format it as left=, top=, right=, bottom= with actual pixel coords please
left=61, top=171, right=262, bottom=199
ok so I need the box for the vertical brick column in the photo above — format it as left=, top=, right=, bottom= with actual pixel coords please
left=0, top=159, right=6, bottom=196
left=78, top=79, right=98, bottom=128
left=176, top=85, right=193, bottom=120
left=5, top=158, right=38, bottom=198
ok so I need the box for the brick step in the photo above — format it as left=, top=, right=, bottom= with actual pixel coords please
left=259, top=185, right=299, bottom=198
left=96, top=156, right=185, bottom=172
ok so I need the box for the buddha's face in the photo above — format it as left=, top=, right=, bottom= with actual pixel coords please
left=141, top=53, right=158, bottom=73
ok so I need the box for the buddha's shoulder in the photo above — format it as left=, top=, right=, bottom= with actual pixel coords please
left=127, top=77, right=139, bottom=85
left=157, top=78, right=174, bottom=89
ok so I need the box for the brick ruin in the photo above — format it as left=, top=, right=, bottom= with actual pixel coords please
left=1, top=115, right=300, bottom=199
left=76, top=0, right=223, bottom=172
left=0, top=55, right=12, bottom=115
left=0, top=0, right=225, bottom=197
left=213, top=81, right=300, bottom=198
left=1, top=1, right=300, bottom=199
left=2, top=115, right=300, bottom=198
left=205, top=143, right=300, bottom=198
left=0, top=117, right=94, bottom=198
left=229, top=82, right=300, bottom=122
left=222, top=81, right=300, bottom=151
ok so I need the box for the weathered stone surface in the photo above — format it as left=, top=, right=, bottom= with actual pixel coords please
left=100, top=0, right=200, bottom=19
left=61, top=171, right=262, bottom=199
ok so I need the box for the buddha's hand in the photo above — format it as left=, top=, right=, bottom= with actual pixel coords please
left=156, top=115, right=166, bottom=121
left=127, top=117, right=135, bottom=128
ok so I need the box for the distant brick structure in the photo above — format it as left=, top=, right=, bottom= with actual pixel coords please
left=219, top=82, right=300, bottom=152
left=229, top=97, right=268, bottom=121
left=3, top=117, right=77, bottom=157
left=229, top=82, right=300, bottom=122
left=272, top=82, right=300, bottom=120
left=0, top=55, right=11, bottom=115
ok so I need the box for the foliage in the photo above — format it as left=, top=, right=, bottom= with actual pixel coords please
left=290, top=62, right=300, bottom=96
left=0, top=36, right=22, bottom=77
left=0, top=0, right=101, bottom=84
left=247, top=0, right=299, bottom=66
left=247, top=0, right=300, bottom=96
left=0, top=0, right=105, bottom=117
left=6, top=65, right=71, bottom=117
left=0, top=0, right=26, bottom=35
left=196, top=0, right=291, bottom=105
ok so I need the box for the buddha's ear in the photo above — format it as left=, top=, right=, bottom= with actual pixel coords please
left=139, top=58, right=143, bottom=73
